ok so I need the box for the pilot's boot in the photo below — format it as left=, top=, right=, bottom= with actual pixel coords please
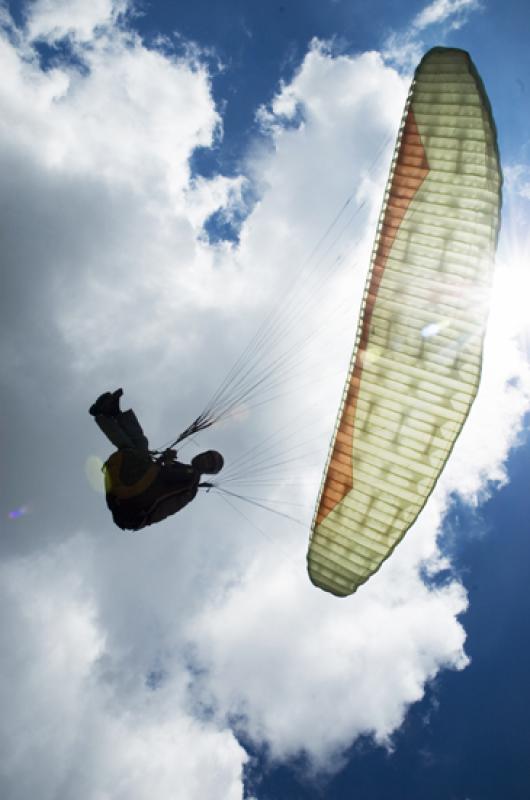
left=89, top=388, right=123, bottom=417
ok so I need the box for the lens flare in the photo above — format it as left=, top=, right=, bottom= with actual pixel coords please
left=8, top=506, right=29, bottom=520
left=421, top=322, right=440, bottom=339
left=85, top=455, right=105, bottom=493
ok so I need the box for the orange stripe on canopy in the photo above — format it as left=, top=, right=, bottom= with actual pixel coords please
left=316, top=110, right=429, bottom=526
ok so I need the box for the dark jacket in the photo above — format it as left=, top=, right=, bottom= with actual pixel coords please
left=103, top=449, right=200, bottom=530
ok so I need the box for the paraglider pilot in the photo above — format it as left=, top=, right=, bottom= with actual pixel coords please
left=89, top=389, right=223, bottom=530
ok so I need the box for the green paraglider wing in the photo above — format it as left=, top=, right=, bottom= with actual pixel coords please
left=308, top=47, right=502, bottom=597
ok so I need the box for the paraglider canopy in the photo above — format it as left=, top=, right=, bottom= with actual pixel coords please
left=307, top=47, right=502, bottom=597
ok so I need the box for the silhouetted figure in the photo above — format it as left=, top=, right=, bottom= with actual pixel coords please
left=90, top=389, right=223, bottom=530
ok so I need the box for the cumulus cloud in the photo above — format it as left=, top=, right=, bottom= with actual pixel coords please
left=1, top=4, right=251, bottom=796
left=0, top=536, right=247, bottom=800
left=188, top=514, right=469, bottom=772
left=26, top=0, right=127, bottom=43
left=1, top=1, right=529, bottom=797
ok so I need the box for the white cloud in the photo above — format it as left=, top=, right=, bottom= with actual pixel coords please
left=0, top=7, right=250, bottom=797
left=0, top=2, right=529, bottom=797
left=26, top=0, right=127, bottom=43
left=0, top=24, right=220, bottom=196
left=188, top=514, right=469, bottom=771
left=504, top=163, right=530, bottom=202
left=412, top=0, right=482, bottom=31
left=383, top=0, right=483, bottom=70
left=0, top=537, right=247, bottom=800
left=0, top=5, right=247, bottom=385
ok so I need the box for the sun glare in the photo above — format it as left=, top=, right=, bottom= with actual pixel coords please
left=490, top=234, right=530, bottom=348
left=492, top=264, right=530, bottom=332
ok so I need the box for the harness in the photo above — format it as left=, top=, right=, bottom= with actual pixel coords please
left=102, top=450, right=201, bottom=530
left=103, top=450, right=160, bottom=499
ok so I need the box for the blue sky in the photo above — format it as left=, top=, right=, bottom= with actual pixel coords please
left=132, top=0, right=530, bottom=169
left=1, top=1, right=530, bottom=799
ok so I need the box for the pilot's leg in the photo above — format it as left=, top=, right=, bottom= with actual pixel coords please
left=94, top=414, right=135, bottom=449
left=90, top=389, right=149, bottom=451
left=118, top=409, right=149, bottom=451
